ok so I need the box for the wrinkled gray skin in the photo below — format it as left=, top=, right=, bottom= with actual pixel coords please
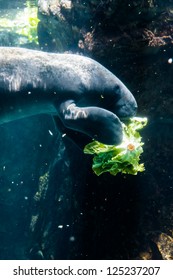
left=0, top=47, right=137, bottom=145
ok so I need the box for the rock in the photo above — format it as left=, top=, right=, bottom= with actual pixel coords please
left=38, top=0, right=74, bottom=51
left=152, top=233, right=173, bottom=260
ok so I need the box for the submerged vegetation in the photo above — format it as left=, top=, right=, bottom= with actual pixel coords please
left=0, top=2, right=39, bottom=44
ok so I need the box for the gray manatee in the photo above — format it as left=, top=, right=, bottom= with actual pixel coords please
left=0, top=47, right=137, bottom=145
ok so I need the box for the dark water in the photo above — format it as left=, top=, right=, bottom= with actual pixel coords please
left=0, top=0, right=173, bottom=260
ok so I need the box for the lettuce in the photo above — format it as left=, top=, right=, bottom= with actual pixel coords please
left=84, top=117, right=147, bottom=176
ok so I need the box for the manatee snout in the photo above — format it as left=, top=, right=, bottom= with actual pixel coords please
left=114, top=85, right=137, bottom=119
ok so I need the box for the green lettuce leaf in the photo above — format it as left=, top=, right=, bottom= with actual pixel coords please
left=84, top=117, right=147, bottom=176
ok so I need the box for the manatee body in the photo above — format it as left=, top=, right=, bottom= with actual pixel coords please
left=0, top=47, right=137, bottom=145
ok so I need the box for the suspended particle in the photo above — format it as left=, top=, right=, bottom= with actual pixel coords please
left=69, top=236, right=75, bottom=242
left=48, top=130, right=53, bottom=136
left=58, top=225, right=63, bottom=229
left=168, top=58, right=172, bottom=64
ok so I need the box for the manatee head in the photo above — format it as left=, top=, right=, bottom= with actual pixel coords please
left=98, top=75, right=138, bottom=120
left=113, top=81, right=138, bottom=119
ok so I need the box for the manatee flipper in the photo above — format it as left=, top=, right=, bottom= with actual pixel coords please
left=56, top=100, right=123, bottom=145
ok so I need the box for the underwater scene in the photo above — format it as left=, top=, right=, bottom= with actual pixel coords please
left=0, top=0, right=173, bottom=260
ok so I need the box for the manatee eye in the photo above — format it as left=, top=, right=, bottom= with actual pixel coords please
left=113, top=84, right=121, bottom=96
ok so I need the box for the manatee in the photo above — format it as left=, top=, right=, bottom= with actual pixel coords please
left=0, top=47, right=137, bottom=145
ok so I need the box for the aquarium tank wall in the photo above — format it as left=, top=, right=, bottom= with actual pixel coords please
left=0, top=0, right=173, bottom=260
